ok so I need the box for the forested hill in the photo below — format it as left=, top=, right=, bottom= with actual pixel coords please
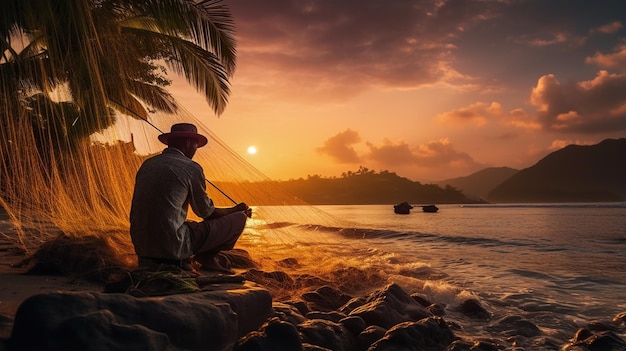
left=275, top=168, right=476, bottom=205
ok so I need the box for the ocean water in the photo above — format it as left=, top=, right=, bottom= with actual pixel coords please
left=250, top=203, right=626, bottom=347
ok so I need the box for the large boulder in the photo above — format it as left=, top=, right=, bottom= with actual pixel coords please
left=357, top=325, right=387, bottom=351
left=298, top=318, right=356, bottom=351
left=368, top=317, right=455, bottom=351
left=235, top=317, right=303, bottom=351
left=302, top=285, right=353, bottom=312
left=564, top=329, right=626, bottom=351
left=457, top=298, right=491, bottom=320
left=348, top=283, right=431, bottom=329
left=10, top=283, right=272, bottom=351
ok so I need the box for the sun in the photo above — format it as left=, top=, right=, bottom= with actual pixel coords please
left=247, top=145, right=257, bottom=155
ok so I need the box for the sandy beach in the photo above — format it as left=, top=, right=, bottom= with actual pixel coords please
left=0, top=219, right=102, bottom=339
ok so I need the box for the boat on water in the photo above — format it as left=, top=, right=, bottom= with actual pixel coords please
left=393, top=202, right=413, bottom=214
left=394, top=203, right=439, bottom=214
left=421, top=205, right=439, bottom=213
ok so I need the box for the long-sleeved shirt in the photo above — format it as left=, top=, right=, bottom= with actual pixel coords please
left=130, top=147, right=215, bottom=259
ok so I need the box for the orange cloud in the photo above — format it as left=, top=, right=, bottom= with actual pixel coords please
left=591, top=21, right=623, bottom=34
left=411, top=138, right=479, bottom=168
left=436, top=102, right=543, bottom=131
left=316, top=129, right=362, bottom=163
left=506, top=108, right=541, bottom=130
left=365, top=137, right=484, bottom=179
left=227, top=0, right=495, bottom=103
left=363, top=137, right=484, bottom=172
left=529, top=71, right=626, bottom=133
left=365, top=139, right=416, bottom=166
left=510, top=32, right=585, bottom=48
left=317, top=132, right=484, bottom=179
left=586, top=44, right=626, bottom=73
left=437, top=101, right=502, bottom=126
left=528, top=33, right=570, bottom=47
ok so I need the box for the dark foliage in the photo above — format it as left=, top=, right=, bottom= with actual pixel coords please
left=278, top=168, right=475, bottom=205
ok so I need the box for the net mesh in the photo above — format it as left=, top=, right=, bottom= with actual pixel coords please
left=1, top=0, right=397, bottom=299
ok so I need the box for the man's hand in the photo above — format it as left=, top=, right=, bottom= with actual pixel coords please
left=236, top=202, right=252, bottom=218
left=244, top=207, right=252, bottom=218
left=207, top=203, right=251, bottom=220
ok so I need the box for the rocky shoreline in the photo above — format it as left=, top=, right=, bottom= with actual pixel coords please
left=2, top=272, right=625, bottom=350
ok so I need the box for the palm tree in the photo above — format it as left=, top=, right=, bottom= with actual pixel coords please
left=0, top=0, right=238, bottom=244
left=1, top=0, right=236, bottom=142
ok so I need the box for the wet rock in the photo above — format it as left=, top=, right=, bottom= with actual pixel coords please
left=458, top=299, right=491, bottom=320
left=301, top=286, right=352, bottom=311
left=573, top=328, right=593, bottom=342
left=306, top=311, right=347, bottom=323
left=613, top=311, right=626, bottom=325
left=427, top=303, right=446, bottom=316
left=586, top=331, right=626, bottom=350
left=368, top=317, right=455, bottom=351
left=10, top=285, right=272, bottom=351
left=271, top=302, right=307, bottom=326
left=286, top=300, right=310, bottom=316
left=572, top=328, right=595, bottom=342
left=243, top=269, right=295, bottom=289
left=339, top=316, right=368, bottom=336
left=52, top=310, right=173, bottom=351
left=411, top=293, right=433, bottom=307
left=235, top=317, right=303, bottom=351
left=348, top=283, right=431, bottom=329
left=357, top=325, right=387, bottom=351
left=302, top=344, right=332, bottom=351
left=298, top=318, right=356, bottom=351
left=446, top=320, right=463, bottom=331
left=339, top=297, right=366, bottom=314
left=445, top=339, right=499, bottom=351
left=486, top=315, right=541, bottom=337
left=565, top=329, right=626, bottom=351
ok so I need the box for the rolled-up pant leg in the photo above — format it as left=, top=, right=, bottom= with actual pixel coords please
left=189, top=211, right=247, bottom=257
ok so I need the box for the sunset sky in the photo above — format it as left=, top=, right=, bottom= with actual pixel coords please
left=170, top=0, right=626, bottom=182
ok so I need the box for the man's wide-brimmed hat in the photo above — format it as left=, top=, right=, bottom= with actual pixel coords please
left=158, top=123, right=208, bottom=147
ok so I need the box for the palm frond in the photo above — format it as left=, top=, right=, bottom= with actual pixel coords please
left=122, top=25, right=230, bottom=115
left=123, top=80, right=178, bottom=114
left=195, top=0, right=237, bottom=74
left=119, top=0, right=236, bottom=75
left=165, top=36, right=230, bottom=115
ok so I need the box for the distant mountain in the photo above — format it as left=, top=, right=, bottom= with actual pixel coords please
left=438, top=167, right=519, bottom=200
left=488, top=138, right=626, bottom=203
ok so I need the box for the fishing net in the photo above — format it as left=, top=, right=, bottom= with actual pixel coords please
left=0, top=0, right=396, bottom=299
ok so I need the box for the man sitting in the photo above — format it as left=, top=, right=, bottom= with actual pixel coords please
left=130, top=123, right=251, bottom=273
